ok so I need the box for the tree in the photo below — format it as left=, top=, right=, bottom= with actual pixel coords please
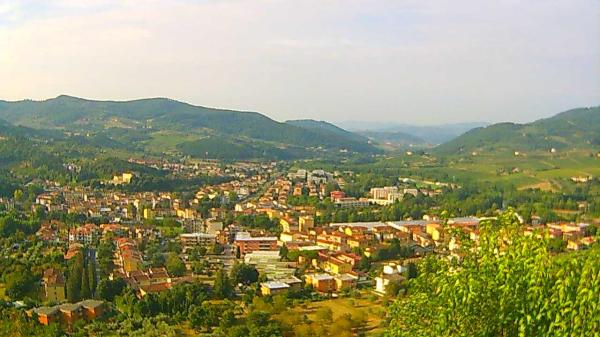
left=315, top=307, right=333, bottom=323
left=88, top=260, right=97, bottom=295
left=13, top=189, right=23, bottom=202
left=213, top=269, right=234, bottom=299
left=245, top=311, right=282, bottom=337
left=166, top=253, right=186, bottom=277
left=406, top=262, right=417, bottom=279
left=211, top=243, right=225, bottom=255
left=356, top=256, right=372, bottom=272
left=279, top=245, right=289, bottom=261
left=97, top=278, right=127, bottom=302
left=5, top=266, right=38, bottom=300
left=97, top=241, right=115, bottom=278
left=386, top=209, right=600, bottom=337
left=150, top=252, right=166, bottom=268
left=67, top=252, right=84, bottom=302
left=189, top=304, right=209, bottom=331
left=80, top=263, right=91, bottom=299
left=385, top=280, right=404, bottom=297
left=230, top=263, right=259, bottom=286
left=189, top=246, right=207, bottom=261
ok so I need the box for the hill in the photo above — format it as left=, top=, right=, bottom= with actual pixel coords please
left=0, top=96, right=379, bottom=159
left=286, top=119, right=368, bottom=143
left=435, top=107, right=600, bottom=155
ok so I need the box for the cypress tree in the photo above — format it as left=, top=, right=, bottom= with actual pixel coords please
left=88, top=261, right=97, bottom=296
left=81, top=262, right=91, bottom=299
left=66, top=252, right=84, bottom=302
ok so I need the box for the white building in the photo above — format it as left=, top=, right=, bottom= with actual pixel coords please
left=375, top=263, right=406, bottom=294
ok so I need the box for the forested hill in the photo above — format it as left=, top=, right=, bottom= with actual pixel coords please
left=0, top=95, right=379, bottom=157
left=285, top=119, right=368, bottom=143
left=434, top=106, right=600, bottom=155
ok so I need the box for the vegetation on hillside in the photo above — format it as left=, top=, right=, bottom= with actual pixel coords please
left=386, top=210, right=600, bottom=337
left=435, top=106, right=600, bottom=154
left=0, top=96, right=379, bottom=158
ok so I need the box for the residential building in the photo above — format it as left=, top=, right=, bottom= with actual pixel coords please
left=30, top=300, right=106, bottom=326
left=180, top=233, right=217, bottom=252
left=42, top=268, right=66, bottom=303
left=334, top=197, right=370, bottom=208
left=260, top=281, right=290, bottom=295
left=234, top=232, right=278, bottom=256
left=375, top=263, right=406, bottom=294
left=68, top=224, right=99, bottom=244
left=305, top=273, right=336, bottom=293
left=298, top=215, right=315, bottom=232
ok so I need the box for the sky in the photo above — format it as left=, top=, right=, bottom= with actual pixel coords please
left=0, top=0, right=598, bottom=125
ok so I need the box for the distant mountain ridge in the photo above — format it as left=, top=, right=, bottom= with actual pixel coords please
left=337, top=121, right=489, bottom=144
left=2, top=96, right=596, bottom=159
left=358, top=130, right=427, bottom=148
left=0, top=95, right=379, bottom=159
left=434, top=106, right=600, bottom=154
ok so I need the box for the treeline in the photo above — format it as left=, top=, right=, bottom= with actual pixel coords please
left=233, top=214, right=279, bottom=231
left=0, top=212, right=41, bottom=236
left=66, top=249, right=97, bottom=302
left=119, top=175, right=232, bottom=192
left=77, top=157, right=163, bottom=181
left=309, top=182, right=597, bottom=224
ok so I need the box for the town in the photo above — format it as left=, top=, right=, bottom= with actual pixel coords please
left=1, top=157, right=597, bottom=336
left=1, top=2, right=599, bottom=335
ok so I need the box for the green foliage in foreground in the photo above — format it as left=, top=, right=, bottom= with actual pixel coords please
left=386, top=210, right=600, bottom=337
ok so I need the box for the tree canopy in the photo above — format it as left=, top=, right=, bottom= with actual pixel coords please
left=385, top=210, right=600, bottom=337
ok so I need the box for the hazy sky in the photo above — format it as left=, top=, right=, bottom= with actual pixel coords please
left=0, top=0, right=598, bottom=124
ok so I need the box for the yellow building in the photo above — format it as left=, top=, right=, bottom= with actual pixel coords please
left=176, top=208, right=197, bottom=219
left=112, top=172, right=134, bottom=185
left=122, top=173, right=134, bottom=183
left=279, top=232, right=295, bottom=243
left=42, top=269, right=66, bottom=303
left=426, top=223, right=443, bottom=241
left=260, top=281, right=290, bottom=295
left=265, top=209, right=282, bottom=220
left=280, top=217, right=298, bottom=232
left=143, top=208, right=155, bottom=220
left=324, top=258, right=352, bottom=275
left=299, top=215, right=314, bottom=232
left=335, top=274, right=356, bottom=291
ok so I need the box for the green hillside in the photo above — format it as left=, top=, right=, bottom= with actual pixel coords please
left=286, top=119, right=368, bottom=143
left=176, top=135, right=310, bottom=160
left=0, top=96, right=378, bottom=157
left=435, top=107, right=600, bottom=155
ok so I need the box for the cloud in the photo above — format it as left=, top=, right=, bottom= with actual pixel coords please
left=0, top=0, right=598, bottom=124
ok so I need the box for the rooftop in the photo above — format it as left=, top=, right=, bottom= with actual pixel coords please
left=261, top=281, right=290, bottom=290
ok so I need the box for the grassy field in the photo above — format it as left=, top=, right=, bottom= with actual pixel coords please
left=157, top=225, right=184, bottom=237
left=144, top=131, right=202, bottom=154
left=288, top=295, right=387, bottom=336
left=387, top=150, right=600, bottom=190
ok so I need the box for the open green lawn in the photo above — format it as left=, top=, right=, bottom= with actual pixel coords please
left=289, top=295, right=387, bottom=336
left=144, top=131, right=203, bottom=154
left=157, top=225, right=184, bottom=237
left=411, top=150, right=600, bottom=190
